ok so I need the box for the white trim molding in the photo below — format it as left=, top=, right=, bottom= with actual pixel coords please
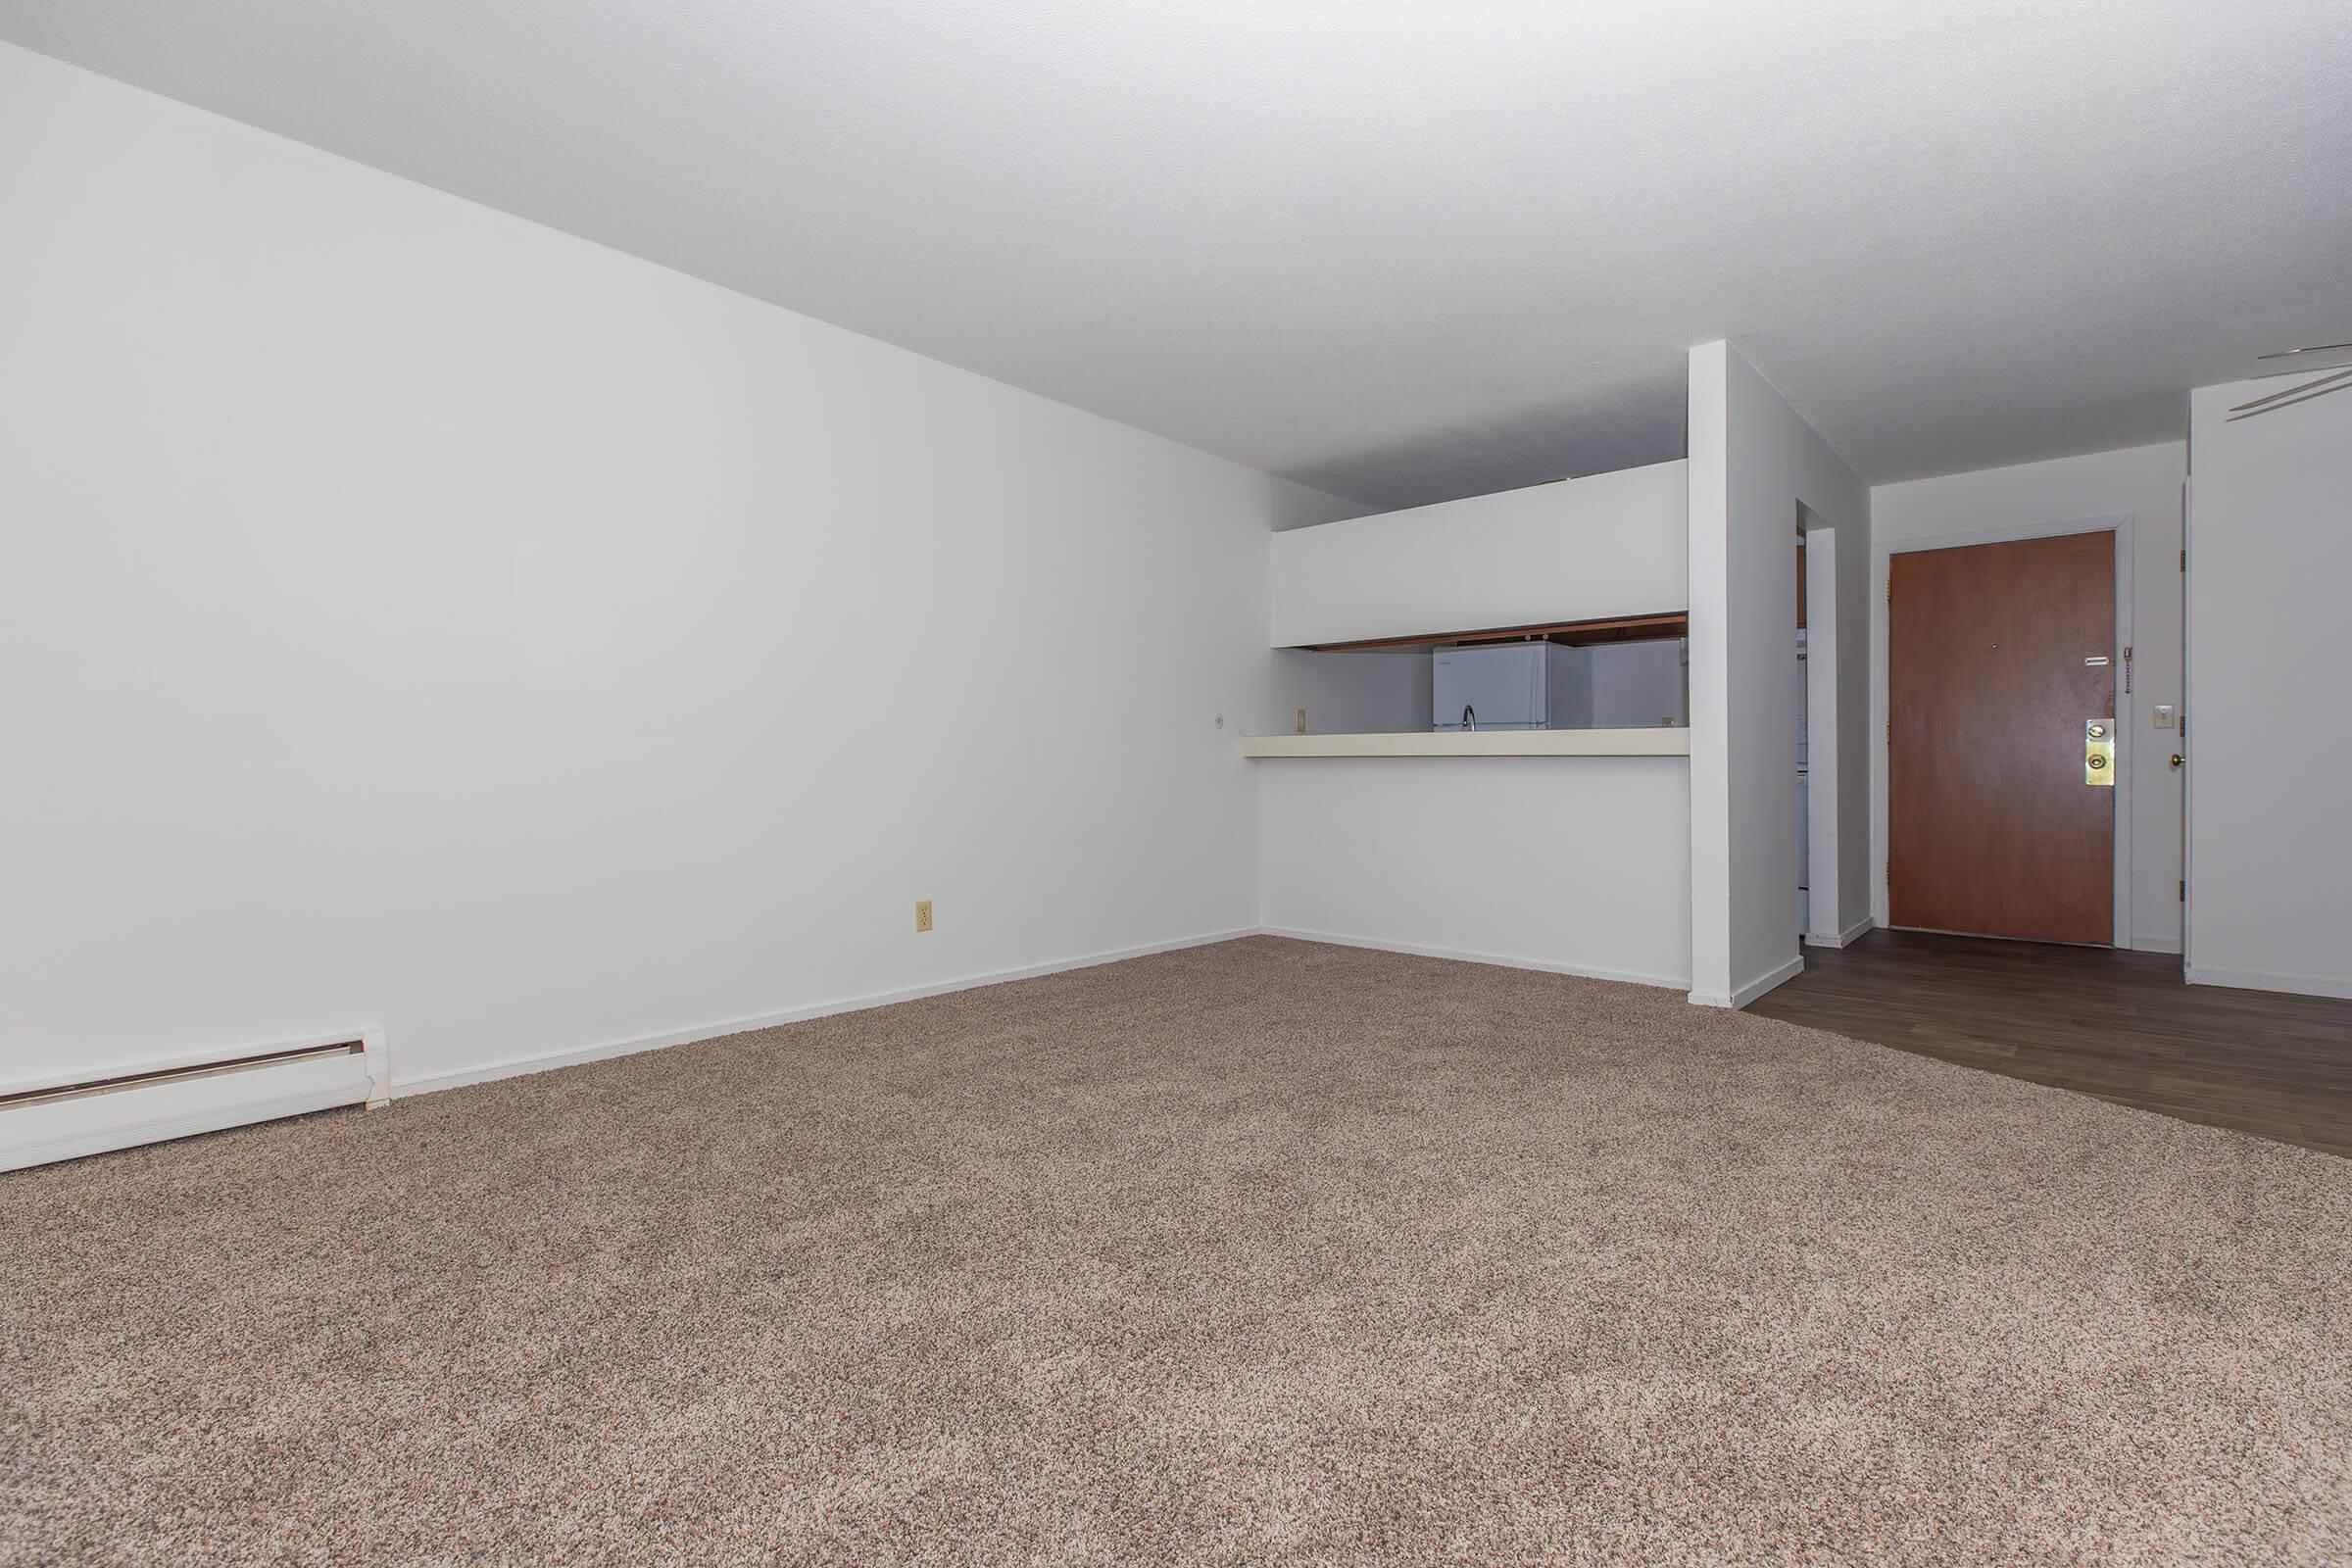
left=2185, top=964, right=2352, bottom=1002
left=1805, top=914, right=1879, bottom=951
left=1258, top=927, right=1690, bottom=992
left=392, top=929, right=1259, bottom=1100
left=1689, top=953, right=1806, bottom=1010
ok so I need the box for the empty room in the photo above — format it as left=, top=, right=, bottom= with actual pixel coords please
left=4, top=3, right=2349, bottom=1564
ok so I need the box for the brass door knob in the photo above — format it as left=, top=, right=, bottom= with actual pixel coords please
left=2171, top=754, right=2185, bottom=769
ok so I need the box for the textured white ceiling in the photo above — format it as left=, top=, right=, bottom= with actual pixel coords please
left=3, top=1, right=2344, bottom=507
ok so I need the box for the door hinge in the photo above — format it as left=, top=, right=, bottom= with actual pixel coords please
left=2180, top=548, right=2186, bottom=571
left=1886, top=720, right=1892, bottom=743
left=2180, top=879, right=2186, bottom=902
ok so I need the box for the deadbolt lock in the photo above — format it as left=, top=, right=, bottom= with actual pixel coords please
left=2084, top=717, right=2115, bottom=787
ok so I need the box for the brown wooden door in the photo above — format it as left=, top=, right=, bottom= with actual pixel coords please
left=1889, top=531, right=2115, bottom=944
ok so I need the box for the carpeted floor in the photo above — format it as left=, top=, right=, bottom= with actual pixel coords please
left=4, top=937, right=2347, bottom=1567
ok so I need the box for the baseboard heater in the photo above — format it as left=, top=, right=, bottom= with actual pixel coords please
left=0, top=1032, right=387, bottom=1173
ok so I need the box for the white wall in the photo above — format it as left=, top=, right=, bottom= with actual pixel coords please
left=1869, top=442, right=2185, bottom=951
left=1259, top=759, right=1692, bottom=988
left=1687, top=342, right=1871, bottom=1006
left=2183, top=383, right=2351, bottom=998
left=1270, top=462, right=1688, bottom=647
left=1267, top=649, right=1431, bottom=735
left=0, top=45, right=1354, bottom=1093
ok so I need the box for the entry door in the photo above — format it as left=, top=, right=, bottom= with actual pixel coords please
left=1889, top=531, right=2116, bottom=944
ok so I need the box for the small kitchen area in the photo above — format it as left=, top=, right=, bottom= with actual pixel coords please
left=1255, top=612, right=1689, bottom=758
left=1250, top=458, right=1691, bottom=758
left=1248, top=459, right=1697, bottom=988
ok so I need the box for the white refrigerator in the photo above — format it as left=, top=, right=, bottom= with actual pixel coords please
left=1431, top=643, right=1592, bottom=731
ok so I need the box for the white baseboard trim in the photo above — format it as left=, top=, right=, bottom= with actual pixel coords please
left=2184, top=963, right=2352, bottom=1001
left=1735, top=954, right=1806, bottom=1007
left=2131, top=935, right=2183, bottom=956
left=392, top=927, right=1261, bottom=1100
left=1256, top=927, right=1689, bottom=992
left=1803, top=914, right=1877, bottom=951
left=1690, top=953, right=1806, bottom=1010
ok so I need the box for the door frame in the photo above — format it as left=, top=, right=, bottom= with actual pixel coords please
left=1799, top=517, right=1843, bottom=947
left=1871, top=512, right=2137, bottom=947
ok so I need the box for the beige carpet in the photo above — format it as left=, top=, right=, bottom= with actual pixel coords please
left=4, top=937, right=2347, bottom=1566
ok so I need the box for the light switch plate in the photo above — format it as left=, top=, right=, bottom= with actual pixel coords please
left=2154, top=705, right=2175, bottom=729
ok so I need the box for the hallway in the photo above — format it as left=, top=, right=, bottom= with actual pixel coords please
left=1751, top=929, right=2352, bottom=1158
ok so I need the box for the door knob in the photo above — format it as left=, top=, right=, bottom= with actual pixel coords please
left=2171, top=753, right=2184, bottom=770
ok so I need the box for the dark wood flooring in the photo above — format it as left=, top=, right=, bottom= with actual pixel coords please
left=1749, top=928, right=2352, bottom=1158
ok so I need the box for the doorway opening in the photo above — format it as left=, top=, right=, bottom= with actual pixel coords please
left=1796, top=512, right=1840, bottom=952
left=1796, top=533, right=1810, bottom=950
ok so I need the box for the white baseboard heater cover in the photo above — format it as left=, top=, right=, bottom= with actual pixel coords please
left=0, top=1033, right=387, bottom=1173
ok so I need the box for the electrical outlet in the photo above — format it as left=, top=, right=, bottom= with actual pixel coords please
left=913, top=900, right=933, bottom=933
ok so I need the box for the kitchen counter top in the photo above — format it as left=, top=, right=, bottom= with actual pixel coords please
left=1240, top=729, right=1690, bottom=759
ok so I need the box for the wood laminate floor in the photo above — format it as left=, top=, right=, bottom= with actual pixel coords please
left=1750, top=927, right=2352, bottom=1158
